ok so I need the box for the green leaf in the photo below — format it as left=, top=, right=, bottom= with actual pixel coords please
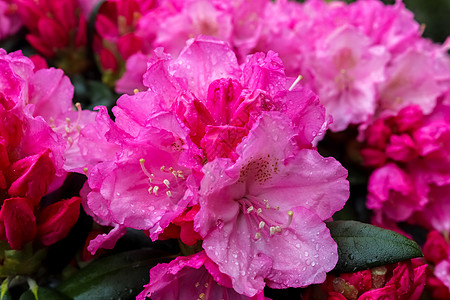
left=327, top=220, right=423, bottom=273
left=57, top=249, right=174, bottom=300
left=19, top=287, right=71, bottom=300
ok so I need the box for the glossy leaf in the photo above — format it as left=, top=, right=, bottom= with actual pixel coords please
left=327, top=220, right=423, bottom=273
left=57, top=249, right=174, bottom=300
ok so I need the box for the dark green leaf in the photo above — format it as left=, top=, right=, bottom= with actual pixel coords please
left=327, top=220, right=423, bottom=273
left=57, top=249, right=174, bottom=300
left=19, top=288, right=70, bottom=300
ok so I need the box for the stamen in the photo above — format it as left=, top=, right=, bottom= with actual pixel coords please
left=195, top=282, right=200, bottom=288
left=160, top=166, right=165, bottom=171
left=259, top=221, right=265, bottom=229
left=286, top=210, right=294, bottom=227
left=247, top=206, right=254, bottom=214
left=199, top=293, right=205, bottom=300
left=256, top=208, right=262, bottom=215
left=75, top=102, right=82, bottom=128
left=133, top=88, right=139, bottom=94
left=275, top=226, right=282, bottom=233
left=139, top=159, right=153, bottom=178
left=65, top=117, right=71, bottom=125
left=67, top=137, right=73, bottom=144
left=163, top=179, right=170, bottom=188
left=148, top=187, right=153, bottom=194
left=288, top=75, right=303, bottom=91
left=83, top=167, right=89, bottom=176
left=166, top=191, right=172, bottom=197
left=153, top=186, right=159, bottom=195
left=270, top=226, right=276, bottom=236
left=255, top=232, right=261, bottom=240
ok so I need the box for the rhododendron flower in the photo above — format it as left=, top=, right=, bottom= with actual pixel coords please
left=302, top=25, right=389, bottom=131
left=36, top=196, right=81, bottom=246
left=83, top=35, right=342, bottom=271
left=251, top=0, right=450, bottom=132
left=304, top=258, right=427, bottom=300
left=14, top=0, right=90, bottom=73
left=1, top=49, right=96, bottom=175
left=0, top=49, right=89, bottom=249
left=195, top=113, right=349, bottom=296
left=0, top=0, right=21, bottom=40
left=423, top=231, right=450, bottom=298
left=137, top=251, right=265, bottom=300
left=362, top=101, right=450, bottom=224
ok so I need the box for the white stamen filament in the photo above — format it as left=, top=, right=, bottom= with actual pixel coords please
left=288, top=75, right=303, bottom=91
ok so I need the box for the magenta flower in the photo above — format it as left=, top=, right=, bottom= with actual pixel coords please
left=0, top=0, right=21, bottom=40
left=195, top=113, right=349, bottom=296
left=137, top=251, right=265, bottom=300
left=362, top=100, right=450, bottom=225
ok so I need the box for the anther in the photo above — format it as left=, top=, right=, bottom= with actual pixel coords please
left=255, top=232, right=261, bottom=240
left=67, top=137, right=73, bottom=144
left=133, top=88, right=139, bottom=94
left=199, top=293, right=205, bottom=300
left=163, top=179, right=170, bottom=188
left=270, top=226, right=276, bottom=236
left=195, top=282, right=200, bottom=288
left=83, top=167, right=89, bottom=176
left=247, top=206, right=254, bottom=214
left=275, top=226, right=282, bottom=233
left=286, top=210, right=294, bottom=227
left=148, top=187, right=153, bottom=194
left=166, top=191, right=172, bottom=197
left=160, top=166, right=165, bottom=171
left=65, top=117, right=71, bottom=125
left=256, top=208, right=262, bottom=215
left=153, top=186, right=159, bottom=195
left=259, top=221, right=265, bottom=229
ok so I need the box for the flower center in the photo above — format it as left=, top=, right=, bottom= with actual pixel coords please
left=240, top=195, right=293, bottom=240
left=139, top=158, right=185, bottom=198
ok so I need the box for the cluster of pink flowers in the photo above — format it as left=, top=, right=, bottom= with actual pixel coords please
left=1, top=0, right=450, bottom=298
left=0, top=49, right=97, bottom=249
left=253, top=0, right=450, bottom=132
left=81, top=36, right=349, bottom=298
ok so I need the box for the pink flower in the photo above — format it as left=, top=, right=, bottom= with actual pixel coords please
left=305, top=259, right=427, bottom=300
left=423, top=231, right=450, bottom=298
left=0, top=0, right=21, bottom=40
left=362, top=101, right=450, bottom=223
left=195, top=113, right=349, bottom=296
left=302, top=25, right=389, bottom=131
left=36, top=196, right=81, bottom=246
left=377, top=49, right=443, bottom=117
left=14, top=0, right=89, bottom=73
left=137, top=251, right=265, bottom=300
left=84, top=36, right=336, bottom=264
